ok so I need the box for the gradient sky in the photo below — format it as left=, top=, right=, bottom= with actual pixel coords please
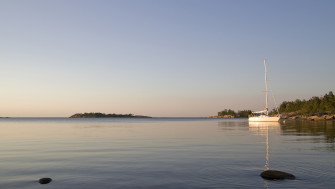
left=1, top=0, right=334, bottom=117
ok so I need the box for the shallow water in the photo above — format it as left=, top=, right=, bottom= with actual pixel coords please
left=0, top=118, right=334, bottom=188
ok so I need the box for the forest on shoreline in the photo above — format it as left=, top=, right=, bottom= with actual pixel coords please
left=216, top=109, right=252, bottom=118
left=216, top=91, right=335, bottom=119
left=273, top=91, right=335, bottom=116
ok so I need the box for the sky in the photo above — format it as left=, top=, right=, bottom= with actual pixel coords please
left=1, top=0, right=334, bottom=117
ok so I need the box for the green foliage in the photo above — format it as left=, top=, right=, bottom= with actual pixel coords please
left=218, top=109, right=236, bottom=116
left=276, top=91, right=335, bottom=115
left=237, top=110, right=252, bottom=117
left=269, top=108, right=279, bottom=116
left=218, top=109, right=252, bottom=118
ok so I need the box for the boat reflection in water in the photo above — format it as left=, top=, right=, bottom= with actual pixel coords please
left=249, top=122, right=280, bottom=170
left=248, top=121, right=281, bottom=128
left=249, top=122, right=282, bottom=188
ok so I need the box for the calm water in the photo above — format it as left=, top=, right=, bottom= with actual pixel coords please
left=0, top=118, right=334, bottom=188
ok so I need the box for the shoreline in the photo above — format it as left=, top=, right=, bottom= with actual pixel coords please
left=284, top=114, right=335, bottom=121
left=208, top=114, right=335, bottom=121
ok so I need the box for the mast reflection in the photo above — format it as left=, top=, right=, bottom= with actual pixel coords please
left=249, top=122, right=280, bottom=170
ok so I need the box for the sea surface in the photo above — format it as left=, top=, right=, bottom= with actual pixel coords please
left=0, top=118, right=334, bottom=188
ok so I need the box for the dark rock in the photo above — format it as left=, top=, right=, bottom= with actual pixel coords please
left=260, top=170, right=295, bottom=180
left=38, top=178, right=52, bottom=184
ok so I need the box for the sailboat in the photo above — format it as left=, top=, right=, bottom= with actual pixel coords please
left=249, top=60, right=281, bottom=122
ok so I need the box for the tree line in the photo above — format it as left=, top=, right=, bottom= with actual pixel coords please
left=218, top=109, right=252, bottom=118
left=218, top=91, right=335, bottom=117
left=275, top=91, right=335, bottom=115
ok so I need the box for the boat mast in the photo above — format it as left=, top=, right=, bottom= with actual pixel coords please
left=264, top=59, right=269, bottom=115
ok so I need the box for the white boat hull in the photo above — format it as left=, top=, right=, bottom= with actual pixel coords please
left=248, top=115, right=281, bottom=122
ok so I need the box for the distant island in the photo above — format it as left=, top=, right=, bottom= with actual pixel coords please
left=210, top=91, right=335, bottom=120
left=208, top=109, right=252, bottom=119
left=69, top=112, right=151, bottom=118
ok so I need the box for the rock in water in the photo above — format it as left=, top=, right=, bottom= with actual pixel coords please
left=38, top=178, right=52, bottom=184
left=260, top=170, right=295, bottom=180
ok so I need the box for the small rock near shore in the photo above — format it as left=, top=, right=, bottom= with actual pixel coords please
left=38, top=178, right=52, bottom=184
left=260, top=170, right=295, bottom=180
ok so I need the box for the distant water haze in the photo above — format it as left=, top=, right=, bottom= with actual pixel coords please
left=0, top=93, right=274, bottom=117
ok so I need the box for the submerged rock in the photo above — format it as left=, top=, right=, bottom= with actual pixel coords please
left=260, top=170, right=295, bottom=180
left=38, top=178, right=52, bottom=184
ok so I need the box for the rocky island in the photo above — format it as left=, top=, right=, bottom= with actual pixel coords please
left=69, top=112, right=151, bottom=118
